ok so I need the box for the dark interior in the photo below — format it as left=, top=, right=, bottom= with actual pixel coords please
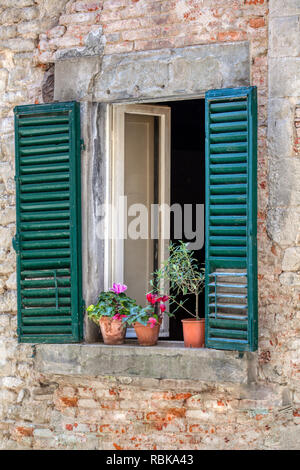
left=155, top=99, right=206, bottom=340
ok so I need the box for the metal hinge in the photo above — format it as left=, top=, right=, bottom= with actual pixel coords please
left=12, top=233, right=20, bottom=254
left=80, top=139, right=85, bottom=151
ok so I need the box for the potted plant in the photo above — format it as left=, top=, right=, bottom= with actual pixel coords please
left=86, top=283, right=137, bottom=345
left=153, top=241, right=205, bottom=348
left=126, top=293, right=172, bottom=346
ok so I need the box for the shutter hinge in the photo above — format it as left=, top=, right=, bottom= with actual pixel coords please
left=12, top=233, right=20, bottom=254
left=80, top=139, right=85, bottom=151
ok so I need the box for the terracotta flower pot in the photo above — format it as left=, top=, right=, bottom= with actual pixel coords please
left=181, top=318, right=205, bottom=348
left=99, top=317, right=127, bottom=345
left=134, top=321, right=161, bottom=346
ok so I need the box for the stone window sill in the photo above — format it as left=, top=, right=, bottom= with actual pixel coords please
left=35, top=341, right=257, bottom=385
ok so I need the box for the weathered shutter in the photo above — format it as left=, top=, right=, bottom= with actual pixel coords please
left=13, top=102, right=83, bottom=343
left=205, top=87, right=258, bottom=351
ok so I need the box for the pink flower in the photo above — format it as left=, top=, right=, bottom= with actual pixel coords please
left=159, top=302, right=166, bottom=313
left=160, top=295, right=169, bottom=302
left=112, top=313, right=127, bottom=321
left=111, top=283, right=127, bottom=294
left=148, top=317, right=157, bottom=328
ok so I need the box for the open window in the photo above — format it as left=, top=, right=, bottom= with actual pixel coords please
left=108, top=101, right=206, bottom=340
left=13, top=87, right=257, bottom=351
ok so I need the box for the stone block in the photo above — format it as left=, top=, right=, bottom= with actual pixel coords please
left=0, top=26, right=17, bottom=41
left=269, top=58, right=300, bottom=97
left=0, top=69, right=8, bottom=93
left=0, top=39, right=35, bottom=52
left=270, top=0, right=300, bottom=17
left=279, top=272, right=300, bottom=286
left=0, top=0, right=34, bottom=6
left=267, top=98, right=294, bottom=158
left=282, top=247, right=300, bottom=271
left=267, top=207, right=300, bottom=247
left=0, top=290, right=17, bottom=312
left=269, top=16, right=300, bottom=57
left=269, top=157, right=300, bottom=207
left=54, top=55, right=101, bottom=101
left=2, top=376, right=24, bottom=389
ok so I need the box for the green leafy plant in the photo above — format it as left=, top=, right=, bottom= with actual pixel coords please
left=87, top=283, right=137, bottom=325
left=126, top=293, right=173, bottom=327
left=151, top=241, right=205, bottom=320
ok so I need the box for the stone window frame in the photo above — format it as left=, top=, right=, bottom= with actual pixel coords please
left=53, top=41, right=251, bottom=344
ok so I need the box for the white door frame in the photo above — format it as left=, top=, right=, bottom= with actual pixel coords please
left=105, top=103, right=171, bottom=337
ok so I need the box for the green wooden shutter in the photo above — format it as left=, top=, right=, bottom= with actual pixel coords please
left=13, top=102, right=83, bottom=343
left=205, top=87, right=258, bottom=351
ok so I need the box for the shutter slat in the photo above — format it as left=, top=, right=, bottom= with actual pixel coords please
left=209, top=101, right=247, bottom=112
left=22, top=307, right=70, bottom=316
left=210, top=122, right=247, bottom=133
left=210, top=142, right=248, bottom=153
left=14, top=101, right=82, bottom=343
left=210, top=195, right=247, bottom=204
left=22, top=326, right=73, bottom=334
left=210, top=163, right=247, bottom=174
left=19, top=124, right=70, bottom=136
left=20, top=133, right=69, bottom=146
left=23, top=317, right=72, bottom=326
left=21, top=279, right=70, bottom=288
left=21, top=202, right=69, bottom=211
left=208, top=328, right=248, bottom=340
left=21, top=269, right=70, bottom=278
left=210, top=236, right=246, bottom=246
left=20, top=163, right=70, bottom=174
left=22, top=298, right=71, bottom=307
left=20, top=172, right=69, bottom=184
left=21, top=259, right=71, bottom=269
left=21, top=221, right=70, bottom=231
left=21, top=230, right=69, bottom=240
left=20, top=182, right=70, bottom=193
left=210, top=132, right=247, bottom=143
left=20, top=143, right=69, bottom=155
left=22, top=287, right=71, bottom=297
left=19, top=115, right=69, bottom=126
left=205, top=87, right=258, bottom=352
left=22, top=240, right=70, bottom=250
left=210, top=110, right=248, bottom=123
left=210, top=183, right=247, bottom=194
left=21, top=192, right=70, bottom=203
left=20, top=210, right=70, bottom=221
left=21, top=249, right=70, bottom=259
left=210, top=205, right=247, bottom=215
left=210, top=153, right=247, bottom=163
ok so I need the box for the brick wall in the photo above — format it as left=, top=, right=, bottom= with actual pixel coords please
left=0, top=0, right=299, bottom=450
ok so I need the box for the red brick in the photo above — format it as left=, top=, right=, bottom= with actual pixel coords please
left=59, top=396, right=79, bottom=407
left=15, top=426, right=34, bottom=437
left=217, top=30, right=247, bottom=42
left=249, top=17, right=265, bottom=28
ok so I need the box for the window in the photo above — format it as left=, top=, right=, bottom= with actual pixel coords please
left=13, top=86, right=258, bottom=351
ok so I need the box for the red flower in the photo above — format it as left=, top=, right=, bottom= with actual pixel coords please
left=146, top=293, right=158, bottom=305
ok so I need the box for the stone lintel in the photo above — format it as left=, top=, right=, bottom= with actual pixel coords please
left=54, top=41, right=250, bottom=103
